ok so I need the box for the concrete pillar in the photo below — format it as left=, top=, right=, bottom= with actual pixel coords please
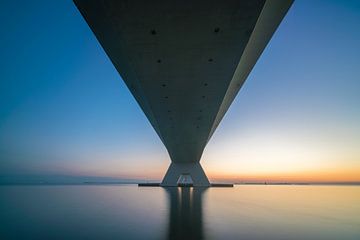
left=161, top=162, right=210, bottom=187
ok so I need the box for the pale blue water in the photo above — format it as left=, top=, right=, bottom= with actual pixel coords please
left=0, top=185, right=359, bottom=239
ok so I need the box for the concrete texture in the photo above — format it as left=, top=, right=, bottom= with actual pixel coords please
left=74, top=0, right=293, bottom=186
left=162, top=162, right=210, bottom=187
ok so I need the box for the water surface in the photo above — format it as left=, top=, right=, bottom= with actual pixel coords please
left=0, top=185, right=359, bottom=239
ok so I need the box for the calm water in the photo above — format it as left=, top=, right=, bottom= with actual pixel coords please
left=0, top=185, right=359, bottom=240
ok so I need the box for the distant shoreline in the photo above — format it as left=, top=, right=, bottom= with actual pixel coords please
left=235, top=182, right=360, bottom=186
left=0, top=182, right=359, bottom=186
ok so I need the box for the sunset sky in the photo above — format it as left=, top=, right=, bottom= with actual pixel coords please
left=0, top=0, right=359, bottom=183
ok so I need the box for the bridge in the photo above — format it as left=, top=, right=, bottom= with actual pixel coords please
left=74, top=0, right=293, bottom=187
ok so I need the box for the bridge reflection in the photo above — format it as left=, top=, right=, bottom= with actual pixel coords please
left=165, top=187, right=208, bottom=240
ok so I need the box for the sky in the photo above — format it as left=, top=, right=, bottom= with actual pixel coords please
left=0, top=0, right=359, bottom=183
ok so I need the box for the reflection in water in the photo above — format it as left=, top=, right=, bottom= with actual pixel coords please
left=165, top=187, right=208, bottom=240
left=0, top=185, right=359, bottom=240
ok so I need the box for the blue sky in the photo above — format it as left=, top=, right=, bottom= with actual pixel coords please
left=0, top=0, right=359, bottom=182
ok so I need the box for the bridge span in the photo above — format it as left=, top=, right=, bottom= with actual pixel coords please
left=74, top=0, right=293, bottom=186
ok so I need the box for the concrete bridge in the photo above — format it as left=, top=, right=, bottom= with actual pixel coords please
left=74, top=0, right=293, bottom=187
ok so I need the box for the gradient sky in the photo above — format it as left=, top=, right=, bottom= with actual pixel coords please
left=0, top=0, right=359, bottom=182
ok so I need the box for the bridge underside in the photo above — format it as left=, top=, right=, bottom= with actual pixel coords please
left=74, top=0, right=293, bottom=186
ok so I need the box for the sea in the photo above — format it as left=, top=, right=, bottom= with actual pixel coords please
left=0, top=184, right=359, bottom=239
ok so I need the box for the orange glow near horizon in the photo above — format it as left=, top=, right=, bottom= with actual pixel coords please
left=62, top=158, right=360, bottom=183
left=206, top=167, right=360, bottom=183
left=51, top=143, right=360, bottom=183
left=199, top=127, right=360, bottom=183
left=53, top=129, right=360, bottom=184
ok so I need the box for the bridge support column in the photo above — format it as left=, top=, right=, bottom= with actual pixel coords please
left=161, top=162, right=210, bottom=187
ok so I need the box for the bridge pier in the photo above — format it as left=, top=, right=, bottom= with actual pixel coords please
left=161, top=162, right=210, bottom=187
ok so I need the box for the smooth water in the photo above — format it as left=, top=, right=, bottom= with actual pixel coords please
left=0, top=185, right=359, bottom=240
